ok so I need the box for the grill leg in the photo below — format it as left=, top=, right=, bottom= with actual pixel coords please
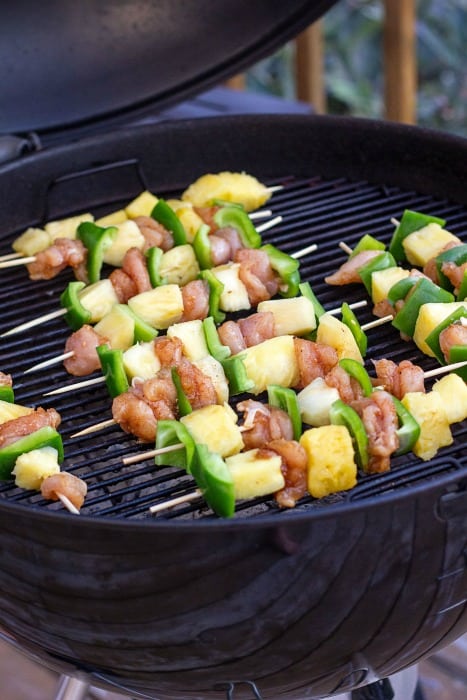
left=54, top=675, right=91, bottom=700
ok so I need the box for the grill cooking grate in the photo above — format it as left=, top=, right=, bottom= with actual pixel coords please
left=0, top=174, right=466, bottom=520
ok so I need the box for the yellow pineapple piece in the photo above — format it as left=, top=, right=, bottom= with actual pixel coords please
left=169, top=203, right=205, bottom=243
left=401, top=391, right=453, bottom=460
left=128, top=284, right=184, bottom=329
left=212, top=263, right=251, bottom=313
left=12, top=227, right=51, bottom=256
left=167, top=319, right=209, bottom=361
left=125, top=191, right=159, bottom=218
left=94, top=306, right=135, bottom=350
left=300, top=424, right=357, bottom=498
left=95, top=209, right=128, bottom=227
left=432, top=373, right=467, bottom=423
left=181, top=404, right=244, bottom=457
left=45, top=212, right=94, bottom=240
left=103, top=220, right=145, bottom=267
left=371, top=266, right=411, bottom=304
left=182, top=171, right=271, bottom=212
left=122, top=342, right=161, bottom=380
left=402, top=223, right=461, bottom=267
left=257, top=296, right=317, bottom=336
left=316, top=313, right=364, bottom=363
left=413, top=302, right=467, bottom=356
left=12, top=447, right=61, bottom=491
left=159, top=244, right=200, bottom=286
left=241, top=335, right=300, bottom=395
left=0, top=400, right=34, bottom=425
left=78, top=279, right=120, bottom=323
left=226, top=449, right=285, bottom=500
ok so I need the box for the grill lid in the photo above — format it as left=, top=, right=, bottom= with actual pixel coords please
left=0, top=0, right=336, bottom=136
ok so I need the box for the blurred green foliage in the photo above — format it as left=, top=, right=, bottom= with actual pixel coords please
left=246, top=0, right=466, bottom=136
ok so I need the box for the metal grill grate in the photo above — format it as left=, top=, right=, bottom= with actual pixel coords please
left=0, top=174, right=466, bottom=520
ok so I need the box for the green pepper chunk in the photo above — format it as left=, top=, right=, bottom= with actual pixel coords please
left=425, top=307, right=467, bottom=365
left=145, top=246, right=166, bottom=287
left=191, top=443, right=235, bottom=518
left=390, top=396, right=421, bottom=456
left=338, top=358, right=373, bottom=396
left=151, top=199, right=187, bottom=245
left=0, top=426, right=64, bottom=481
left=60, top=281, right=92, bottom=330
left=0, top=386, right=14, bottom=403
left=447, top=345, right=467, bottom=381
left=298, top=281, right=326, bottom=318
left=260, top=243, right=301, bottom=298
left=392, top=278, right=454, bottom=338
left=329, top=399, right=369, bottom=472
left=213, top=205, right=261, bottom=248
left=267, top=385, right=302, bottom=440
left=387, top=276, right=419, bottom=306
left=389, top=209, right=446, bottom=263
left=202, top=316, right=231, bottom=361
left=116, top=304, right=158, bottom=342
left=96, top=344, right=129, bottom=398
left=435, top=244, right=467, bottom=292
left=358, top=252, right=397, bottom=297
left=192, top=224, right=213, bottom=270
left=199, top=269, right=226, bottom=324
left=171, top=367, right=192, bottom=417
left=221, top=354, right=255, bottom=395
left=350, top=233, right=386, bottom=258
left=154, top=419, right=196, bottom=471
left=77, top=222, right=118, bottom=283
left=340, top=303, right=368, bottom=357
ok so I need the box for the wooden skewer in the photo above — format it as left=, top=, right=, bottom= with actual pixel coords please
left=338, top=241, right=354, bottom=256
left=149, top=488, right=202, bottom=514
left=264, top=185, right=284, bottom=194
left=423, top=359, right=467, bottom=379
left=24, top=350, right=74, bottom=374
left=290, top=243, right=318, bottom=259
left=255, top=215, right=282, bottom=234
left=70, top=418, right=116, bottom=438
left=0, top=255, right=36, bottom=269
left=0, top=252, right=24, bottom=262
left=1, top=308, right=67, bottom=338
left=43, top=375, right=106, bottom=396
left=361, top=314, right=394, bottom=331
left=57, top=492, right=80, bottom=515
left=249, top=209, right=272, bottom=220
left=123, top=443, right=185, bottom=465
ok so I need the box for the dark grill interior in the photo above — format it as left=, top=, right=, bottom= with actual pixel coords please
left=0, top=174, right=466, bottom=520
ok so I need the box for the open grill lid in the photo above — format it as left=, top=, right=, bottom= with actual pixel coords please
left=0, top=0, right=336, bottom=137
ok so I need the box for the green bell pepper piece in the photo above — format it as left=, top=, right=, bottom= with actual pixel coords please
left=350, top=233, right=386, bottom=258
left=191, top=443, right=235, bottom=518
left=340, top=303, right=368, bottom=357
left=145, top=246, right=166, bottom=287
left=329, top=399, right=369, bottom=472
left=338, top=358, right=373, bottom=397
left=116, top=304, right=158, bottom=342
left=390, top=396, right=421, bottom=456
left=425, top=307, right=467, bottom=365
left=456, top=269, right=467, bottom=301
left=387, top=276, right=419, bottom=307
left=199, top=269, right=226, bottom=324
left=60, top=281, right=92, bottom=330
left=213, top=205, right=261, bottom=248
left=171, top=367, right=192, bottom=417
left=154, top=419, right=196, bottom=471
left=202, top=316, right=231, bottom=361
left=0, top=386, right=14, bottom=403
left=392, top=278, right=454, bottom=338
left=389, top=209, right=446, bottom=263
left=298, top=281, right=326, bottom=318
left=77, top=222, right=117, bottom=283
left=221, top=354, right=255, bottom=395
left=192, top=224, right=213, bottom=270
left=0, top=426, right=64, bottom=481
left=151, top=199, right=186, bottom=245
left=96, top=344, right=129, bottom=398
left=260, top=243, right=301, bottom=298
left=447, top=345, right=467, bottom=382
left=435, top=244, right=467, bottom=292
left=267, top=384, right=302, bottom=440
left=358, top=252, right=397, bottom=297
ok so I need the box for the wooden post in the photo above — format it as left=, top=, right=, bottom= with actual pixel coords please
left=383, top=0, right=417, bottom=123
left=295, top=20, right=326, bottom=114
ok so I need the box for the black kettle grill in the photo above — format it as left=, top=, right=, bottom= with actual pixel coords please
left=0, top=2, right=466, bottom=699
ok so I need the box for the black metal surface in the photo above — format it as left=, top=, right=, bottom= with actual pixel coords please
left=0, top=115, right=466, bottom=699
left=0, top=0, right=336, bottom=136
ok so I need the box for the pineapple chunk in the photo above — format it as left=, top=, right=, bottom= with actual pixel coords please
left=128, top=284, right=184, bottom=329
left=402, top=223, right=461, bottom=267
left=180, top=404, right=244, bottom=457
left=159, top=244, right=200, bottom=286
left=193, top=355, right=229, bottom=404
left=96, top=209, right=128, bottom=227
left=316, top=313, right=364, bottom=363
left=12, top=227, right=51, bottom=256
left=432, top=374, right=467, bottom=423
left=182, top=171, right=271, bottom=212
left=401, top=391, right=453, bottom=460
left=212, top=263, right=251, bottom=313
left=371, top=267, right=411, bottom=304
left=122, top=342, right=161, bottom=380
left=44, top=212, right=94, bottom=240
left=297, top=377, right=340, bottom=426
left=226, top=449, right=285, bottom=500
left=413, top=302, right=467, bottom=356
left=242, top=335, right=300, bottom=395
left=167, top=202, right=204, bottom=243
left=125, top=190, right=159, bottom=218
left=167, top=319, right=209, bottom=361
left=103, top=220, right=145, bottom=267
left=78, top=279, right=120, bottom=323
left=257, top=296, right=317, bottom=336
left=94, top=306, right=135, bottom=350
left=12, top=447, right=60, bottom=491
left=0, top=400, right=33, bottom=425
left=300, top=424, right=357, bottom=498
